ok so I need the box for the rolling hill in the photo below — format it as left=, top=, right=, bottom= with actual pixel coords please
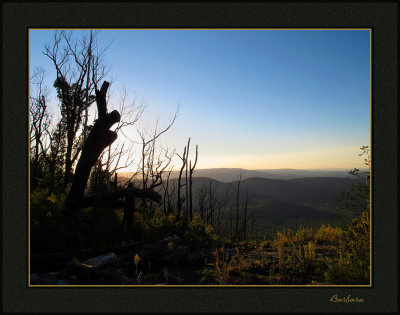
left=119, top=167, right=366, bottom=183
left=117, top=168, right=364, bottom=232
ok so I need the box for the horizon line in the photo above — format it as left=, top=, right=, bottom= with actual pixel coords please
left=118, top=167, right=370, bottom=173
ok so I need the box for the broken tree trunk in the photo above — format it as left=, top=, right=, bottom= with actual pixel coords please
left=65, top=80, right=162, bottom=213
left=67, top=81, right=120, bottom=207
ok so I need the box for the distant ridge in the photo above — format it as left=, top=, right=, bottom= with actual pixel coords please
left=119, top=168, right=365, bottom=183
left=118, top=167, right=365, bottom=183
left=116, top=169, right=364, bottom=228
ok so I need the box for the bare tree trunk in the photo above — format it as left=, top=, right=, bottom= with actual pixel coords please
left=185, top=138, right=190, bottom=219
left=235, top=174, right=241, bottom=240
left=243, top=191, right=248, bottom=241
left=189, top=161, right=193, bottom=221
left=64, top=136, right=74, bottom=186
left=162, top=169, right=174, bottom=216
left=67, top=81, right=120, bottom=207
left=176, top=146, right=186, bottom=222
left=113, top=172, right=118, bottom=191
left=189, top=144, right=198, bottom=221
left=82, top=31, right=93, bottom=144
left=230, top=205, right=233, bottom=240
left=208, top=181, right=214, bottom=225
left=123, top=182, right=135, bottom=224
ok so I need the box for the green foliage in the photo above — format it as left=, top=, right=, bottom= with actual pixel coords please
left=30, top=186, right=72, bottom=253
left=338, top=146, right=370, bottom=223
left=263, top=207, right=369, bottom=285
left=182, top=214, right=218, bottom=246
left=314, top=224, right=344, bottom=244
left=337, top=182, right=370, bottom=222
left=293, top=226, right=314, bottom=244
left=131, top=208, right=176, bottom=241
left=200, top=247, right=251, bottom=285
left=31, top=182, right=221, bottom=255
left=126, top=205, right=218, bottom=246
left=324, top=210, right=370, bottom=284
left=287, top=241, right=317, bottom=274
left=271, top=226, right=314, bottom=248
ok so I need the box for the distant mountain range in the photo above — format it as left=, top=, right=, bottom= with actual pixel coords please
left=118, top=168, right=365, bottom=232
left=184, top=175, right=363, bottom=208
left=119, top=167, right=367, bottom=182
left=180, top=175, right=363, bottom=235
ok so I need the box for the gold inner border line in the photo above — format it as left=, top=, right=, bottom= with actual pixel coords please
left=28, top=27, right=373, bottom=288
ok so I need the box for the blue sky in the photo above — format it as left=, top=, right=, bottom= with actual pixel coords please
left=29, top=29, right=370, bottom=170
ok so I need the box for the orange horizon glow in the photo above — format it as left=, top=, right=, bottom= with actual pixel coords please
left=117, top=146, right=369, bottom=173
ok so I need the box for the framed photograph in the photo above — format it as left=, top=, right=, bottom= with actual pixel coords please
left=2, top=1, right=398, bottom=313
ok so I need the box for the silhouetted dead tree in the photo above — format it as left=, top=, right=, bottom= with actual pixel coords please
left=66, top=81, right=161, bottom=212
left=241, top=191, right=249, bottom=241
left=235, top=173, right=242, bottom=239
left=189, top=142, right=198, bottom=221
left=133, top=111, right=177, bottom=214
left=176, top=146, right=187, bottom=221
left=45, top=120, right=66, bottom=186
left=30, top=68, right=51, bottom=185
left=197, top=183, right=207, bottom=221
left=90, top=87, right=145, bottom=192
left=174, top=137, right=198, bottom=221
left=137, top=112, right=178, bottom=191
left=90, top=141, right=136, bottom=193
left=196, top=180, right=219, bottom=226
left=207, top=181, right=216, bottom=225
left=162, top=167, right=176, bottom=216
left=214, top=183, right=232, bottom=236
left=43, top=30, right=110, bottom=187
left=185, top=138, right=190, bottom=218
left=67, top=81, right=119, bottom=204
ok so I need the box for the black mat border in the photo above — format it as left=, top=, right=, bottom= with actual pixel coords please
left=2, top=1, right=398, bottom=313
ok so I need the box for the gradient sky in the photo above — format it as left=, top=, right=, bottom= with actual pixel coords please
left=29, top=29, right=370, bottom=171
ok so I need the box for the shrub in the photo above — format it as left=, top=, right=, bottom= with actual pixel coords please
left=315, top=224, right=344, bottom=244
left=324, top=210, right=370, bottom=284
left=182, top=214, right=218, bottom=246
left=30, top=186, right=73, bottom=253
left=293, top=226, right=314, bottom=244
left=288, top=240, right=317, bottom=274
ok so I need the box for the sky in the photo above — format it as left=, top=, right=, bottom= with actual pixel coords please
left=29, top=29, right=371, bottom=171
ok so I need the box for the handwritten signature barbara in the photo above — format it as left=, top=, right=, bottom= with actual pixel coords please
left=330, top=294, right=365, bottom=303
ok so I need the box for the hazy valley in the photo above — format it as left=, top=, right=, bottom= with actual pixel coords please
left=118, top=168, right=364, bottom=238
